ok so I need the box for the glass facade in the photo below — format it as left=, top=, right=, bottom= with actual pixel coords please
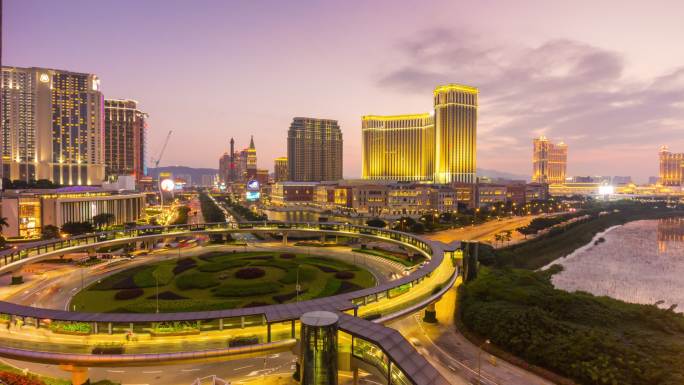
left=301, top=311, right=339, bottom=385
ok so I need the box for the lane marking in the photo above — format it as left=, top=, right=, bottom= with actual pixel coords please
left=233, top=365, right=254, bottom=371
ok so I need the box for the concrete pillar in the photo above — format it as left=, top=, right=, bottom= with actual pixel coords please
left=267, top=323, right=272, bottom=342
left=59, top=365, right=89, bottom=385
left=320, top=234, right=326, bottom=243
left=241, top=316, right=245, bottom=329
left=219, top=318, right=224, bottom=330
left=291, top=320, right=295, bottom=338
left=353, top=368, right=359, bottom=385
left=108, top=322, right=112, bottom=334
left=423, top=302, right=437, bottom=323
left=282, top=233, right=288, bottom=245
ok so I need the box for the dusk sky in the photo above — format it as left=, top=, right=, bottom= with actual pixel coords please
left=5, top=0, right=684, bottom=182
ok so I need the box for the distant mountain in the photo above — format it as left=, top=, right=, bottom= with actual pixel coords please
left=147, top=166, right=217, bottom=183
left=476, top=168, right=529, bottom=182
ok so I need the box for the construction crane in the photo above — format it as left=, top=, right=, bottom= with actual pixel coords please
left=153, top=130, right=173, bottom=168
left=153, top=130, right=173, bottom=209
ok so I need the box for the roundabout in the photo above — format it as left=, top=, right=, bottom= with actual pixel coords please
left=0, top=222, right=459, bottom=385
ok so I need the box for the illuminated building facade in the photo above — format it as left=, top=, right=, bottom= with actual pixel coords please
left=1, top=66, right=105, bottom=185
left=288, top=117, right=343, bottom=182
left=532, top=136, right=567, bottom=184
left=104, top=99, right=147, bottom=181
left=362, top=114, right=434, bottom=181
left=434, top=84, right=478, bottom=184
left=659, top=146, right=684, bottom=186
left=246, top=135, right=257, bottom=179
left=274, top=157, right=288, bottom=182
left=361, top=84, right=477, bottom=184
left=0, top=187, right=145, bottom=238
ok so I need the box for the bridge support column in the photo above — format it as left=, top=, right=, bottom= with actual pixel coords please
left=282, top=234, right=288, bottom=245
left=353, top=368, right=359, bottom=385
left=59, top=365, right=88, bottom=385
left=423, top=302, right=437, bottom=323
left=320, top=234, right=326, bottom=243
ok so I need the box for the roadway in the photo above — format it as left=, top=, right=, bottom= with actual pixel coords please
left=426, top=215, right=537, bottom=247
left=390, top=282, right=553, bottom=385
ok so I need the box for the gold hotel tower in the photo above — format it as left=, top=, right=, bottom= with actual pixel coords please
left=532, top=136, right=567, bottom=184
left=362, top=84, right=478, bottom=183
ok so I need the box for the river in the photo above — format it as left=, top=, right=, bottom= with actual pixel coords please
left=261, top=209, right=367, bottom=225
left=550, top=218, right=684, bottom=312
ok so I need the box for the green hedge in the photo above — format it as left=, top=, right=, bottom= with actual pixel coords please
left=460, top=267, right=684, bottom=385
left=213, top=281, right=282, bottom=297
left=175, top=272, right=219, bottom=290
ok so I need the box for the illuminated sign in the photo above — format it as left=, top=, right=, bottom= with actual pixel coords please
left=160, top=178, right=175, bottom=192
left=39, top=73, right=50, bottom=83
left=247, top=179, right=260, bottom=191
left=246, top=191, right=260, bottom=201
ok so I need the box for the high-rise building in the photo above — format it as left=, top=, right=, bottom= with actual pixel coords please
left=361, top=84, right=477, bottom=184
left=274, top=157, right=288, bottom=181
left=246, top=136, right=257, bottom=180
left=659, top=146, right=684, bottom=186
left=219, top=152, right=231, bottom=183
left=532, top=136, right=567, bottom=184
left=1, top=66, right=105, bottom=185
left=434, top=84, right=478, bottom=184
left=287, top=117, right=343, bottom=182
left=362, top=114, right=435, bottom=181
left=104, top=99, right=147, bottom=181
left=229, top=137, right=235, bottom=182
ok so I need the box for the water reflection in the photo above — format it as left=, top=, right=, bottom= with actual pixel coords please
left=657, top=217, right=684, bottom=252
left=552, top=218, right=684, bottom=312
left=262, top=209, right=366, bottom=225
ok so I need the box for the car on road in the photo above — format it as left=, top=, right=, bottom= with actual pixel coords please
left=409, top=337, right=422, bottom=347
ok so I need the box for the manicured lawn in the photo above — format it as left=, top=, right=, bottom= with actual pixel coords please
left=71, top=251, right=375, bottom=313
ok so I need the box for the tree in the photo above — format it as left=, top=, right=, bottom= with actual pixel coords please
left=365, top=218, right=387, bottom=228
left=503, top=230, right=513, bottom=245
left=92, top=213, right=116, bottom=229
left=61, top=221, right=94, bottom=236
left=41, top=225, right=60, bottom=240
left=393, top=217, right=416, bottom=232
left=0, top=216, right=8, bottom=233
left=409, top=222, right=425, bottom=234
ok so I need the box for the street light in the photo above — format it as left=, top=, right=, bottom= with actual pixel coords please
left=478, top=339, right=491, bottom=385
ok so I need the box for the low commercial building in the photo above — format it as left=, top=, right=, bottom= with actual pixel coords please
left=271, top=182, right=318, bottom=205
left=1, top=187, right=146, bottom=238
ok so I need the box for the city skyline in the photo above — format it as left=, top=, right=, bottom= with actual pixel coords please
left=4, top=1, right=684, bottom=182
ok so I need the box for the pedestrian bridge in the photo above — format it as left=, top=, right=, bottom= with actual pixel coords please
left=0, top=222, right=461, bottom=385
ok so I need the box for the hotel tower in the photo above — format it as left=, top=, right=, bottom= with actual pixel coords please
left=362, top=114, right=435, bottom=181
left=288, top=117, right=343, bottom=182
left=361, top=84, right=478, bottom=184
left=659, top=145, right=684, bottom=186
left=532, top=136, right=568, bottom=184
left=104, top=99, right=147, bottom=181
left=1, top=66, right=105, bottom=185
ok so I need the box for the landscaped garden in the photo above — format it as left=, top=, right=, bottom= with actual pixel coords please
left=70, top=251, right=376, bottom=313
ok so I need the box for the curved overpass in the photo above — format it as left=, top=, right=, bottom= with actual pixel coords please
left=0, top=222, right=459, bottom=385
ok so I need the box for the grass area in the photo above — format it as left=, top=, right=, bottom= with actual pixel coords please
left=484, top=202, right=684, bottom=269
left=71, top=251, right=376, bottom=313
left=459, top=267, right=684, bottom=385
left=351, top=248, right=419, bottom=267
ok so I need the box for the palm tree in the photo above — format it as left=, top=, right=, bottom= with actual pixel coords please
left=0, top=217, right=8, bottom=233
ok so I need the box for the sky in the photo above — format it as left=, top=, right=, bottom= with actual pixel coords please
left=4, top=0, right=684, bottom=183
